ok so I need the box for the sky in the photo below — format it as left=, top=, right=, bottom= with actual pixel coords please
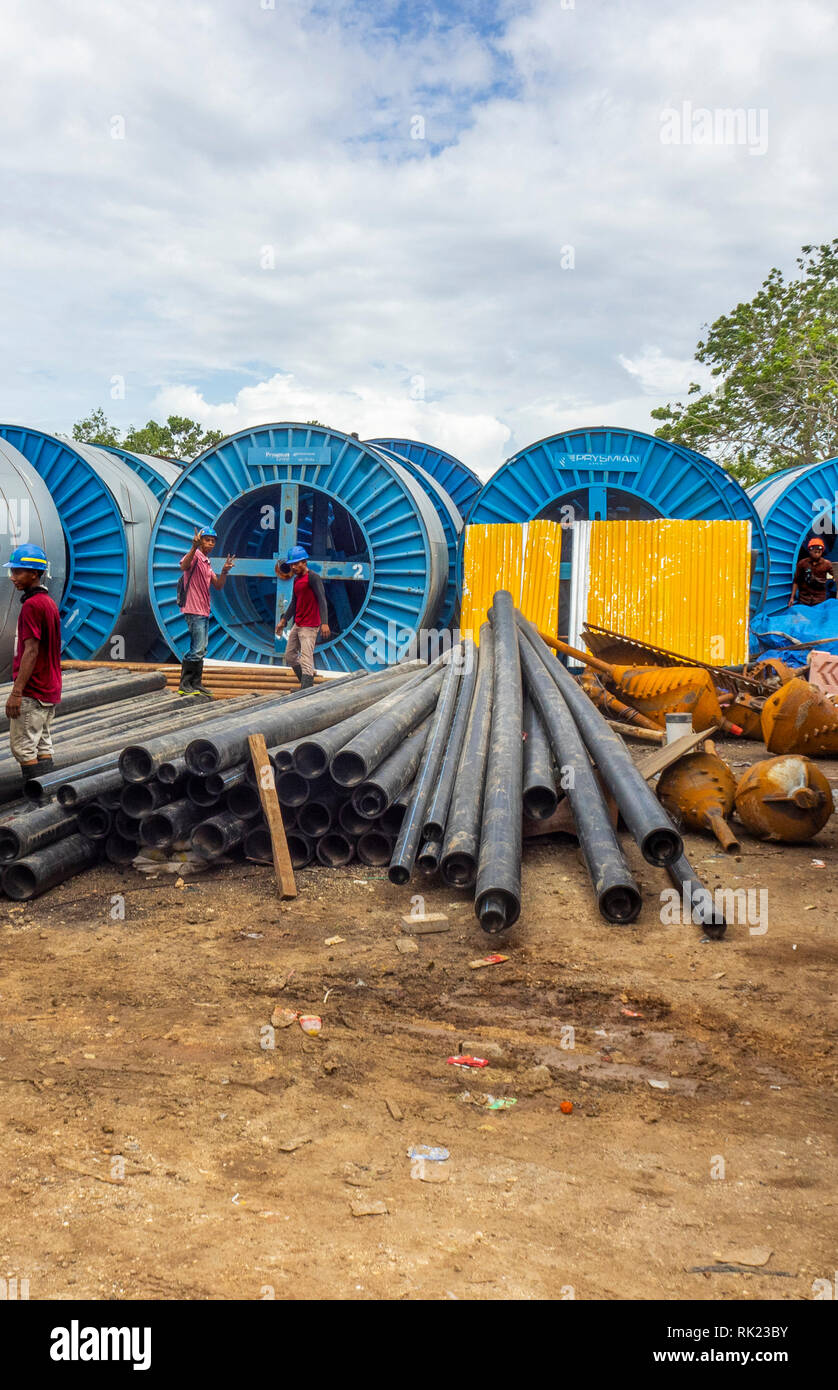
left=0, top=0, right=835, bottom=477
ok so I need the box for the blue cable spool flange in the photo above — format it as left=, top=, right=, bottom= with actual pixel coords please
left=369, top=437, right=482, bottom=519
left=463, top=425, right=769, bottom=612
left=0, top=425, right=160, bottom=660
left=0, top=438, right=67, bottom=679
left=99, top=444, right=182, bottom=500
left=369, top=443, right=463, bottom=630
left=748, top=457, right=838, bottom=614
left=148, top=423, right=448, bottom=670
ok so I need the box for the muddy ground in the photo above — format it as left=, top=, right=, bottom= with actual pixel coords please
left=1, top=746, right=836, bottom=1302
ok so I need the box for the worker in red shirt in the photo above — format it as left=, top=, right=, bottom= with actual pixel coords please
left=789, top=538, right=836, bottom=606
left=274, top=546, right=330, bottom=688
left=3, top=544, right=62, bottom=785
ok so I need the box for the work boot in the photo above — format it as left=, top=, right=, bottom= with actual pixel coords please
left=178, top=658, right=200, bottom=695
left=20, top=763, right=39, bottom=789
left=191, top=659, right=214, bottom=699
left=289, top=663, right=302, bottom=686
left=36, top=757, right=54, bottom=774
left=300, top=673, right=314, bottom=690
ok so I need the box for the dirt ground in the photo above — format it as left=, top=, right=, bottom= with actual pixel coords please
left=1, top=745, right=836, bottom=1302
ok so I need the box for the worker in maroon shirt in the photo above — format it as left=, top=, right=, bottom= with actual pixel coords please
left=3, top=544, right=62, bottom=785
left=274, top=546, right=330, bottom=688
left=789, top=538, right=836, bottom=606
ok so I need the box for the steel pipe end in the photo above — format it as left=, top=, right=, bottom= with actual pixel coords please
left=293, top=743, right=328, bottom=779
left=2, top=863, right=37, bottom=899
left=522, top=787, right=560, bottom=821
left=599, top=884, right=643, bottom=925
left=330, top=750, right=367, bottom=787
left=316, top=831, right=355, bottom=867
left=120, top=746, right=155, bottom=782
left=641, top=827, right=683, bottom=867
left=440, top=852, right=476, bottom=889
left=476, top=890, right=518, bottom=935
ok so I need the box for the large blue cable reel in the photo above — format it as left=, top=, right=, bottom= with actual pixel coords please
left=462, top=425, right=769, bottom=613
left=749, top=456, right=838, bottom=615
left=369, top=443, right=463, bottom=630
left=147, top=423, right=449, bottom=670
left=0, top=425, right=160, bottom=660
left=0, top=437, right=67, bottom=679
left=98, top=444, right=182, bottom=500
left=369, top=437, right=482, bottom=519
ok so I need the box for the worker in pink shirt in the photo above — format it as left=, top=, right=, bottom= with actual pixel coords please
left=177, top=527, right=234, bottom=696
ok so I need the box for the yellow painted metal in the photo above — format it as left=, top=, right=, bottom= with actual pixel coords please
left=521, top=519, right=562, bottom=635
left=586, top=519, right=750, bottom=667
left=460, top=524, right=522, bottom=642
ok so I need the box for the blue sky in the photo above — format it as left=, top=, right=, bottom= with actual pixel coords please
left=1, top=0, right=835, bottom=475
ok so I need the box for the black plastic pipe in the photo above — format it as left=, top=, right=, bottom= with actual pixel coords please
left=417, top=837, right=442, bottom=875
left=0, top=803, right=78, bottom=862
left=225, top=782, right=263, bottom=820
left=120, top=780, right=173, bottom=818
left=0, top=670, right=167, bottom=734
left=356, top=828, right=394, bottom=867
left=389, top=653, right=463, bottom=885
left=440, top=625, right=494, bottom=890
left=422, top=640, right=477, bottom=842
left=331, top=668, right=446, bottom=788
left=518, top=615, right=682, bottom=867
left=666, top=852, right=727, bottom=939
left=276, top=770, right=310, bottom=808
left=349, top=718, right=431, bottom=820
left=522, top=694, right=559, bottom=821
left=293, top=662, right=437, bottom=779
left=2, top=832, right=100, bottom=900
left=115, top=809, right=140, bottom=838
left=517, top=627, right=642, bottom=925
left=284, top=830, right=315, bottom=868
left=298, top=800, right=336, bottom=837
left=473, top=595, right=523, bottom=933
left=158, top=756, right=189, bottom=785
left=76, top=802, right=113, bottom=840
left=181, top=666, right=418, bottom=777
left=379, top=798, right=407, bottom=837
left=187, top=766, right=245, bottom=807
left=105, top=832, right=139, bottom=865
left=191, top=811, right=250, bottom=857
left=56, top=768, right=126, bottom=807
left=337, top=800, right=367, bottom=836
left=316, top=831, right=355, bottom=867
left=140, top=799, right=205, bottom=849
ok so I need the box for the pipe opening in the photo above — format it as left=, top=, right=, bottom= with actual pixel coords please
left=2, top=864, right=37, bottom=900
left=600, top=884, right=642, bottom=925
left=276, top=771, right=309, bottom=807
left=440, top=853, right=475, bottom=888
left=0, top=830, right=20, bottom=861
left=120, top=747, right=154, bottom=782
left=355, top=789, right=384, bottom=819
left=330, top=750, right=367, bottom=787
left=522, top=786, right=558, bottom=820
left=316, top=832, right=354, bottom=867
left=192, top=823, right=225, bottom=855
left=357, top=831, right=392, bottom=867
left=120, top=784, right=156, bottom=817
left=187, top=741, right=219, bottom=775
left=141, top=814, right=174, bottom=848
left=286, top=832, right=314, bottom=868
left=641, top=827, right=681, bottom=867
left=293, top=743, right=327, bottom=779
left=298, top=802, right=333, bottom=837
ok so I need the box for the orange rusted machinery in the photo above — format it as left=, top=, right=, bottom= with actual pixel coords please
left=579, top=669, right=660, bottom=731
left=718, top=690, right=764, bottom=740
left=537, top=629, right=734, bottom=733
left=735, top=755, right=834, bottom=841
left=656, top=740, right=741, bottom=854
left=761, top=677, right=838, bottom=755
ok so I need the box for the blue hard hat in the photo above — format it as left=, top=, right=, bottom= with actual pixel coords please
left=287, top=545, right=308, bottom=562
left=198, top=527, right=217, bottom=539
left=3, top=544, right=48, bottom=571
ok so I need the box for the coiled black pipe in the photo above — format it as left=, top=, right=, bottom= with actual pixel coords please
left=474, top=595, right=523, bottom=933
left=440, top=625, right=494, bottom=890
left=517, top=626, right=642, bottom=926
left=517, top=616, right=682, bottom=867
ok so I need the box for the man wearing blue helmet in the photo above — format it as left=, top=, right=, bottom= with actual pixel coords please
left=274, top=545, right=329, bottom=688
left=3, top=544, right=62, bottom=785
left=177, top=526, right=234, bottom=696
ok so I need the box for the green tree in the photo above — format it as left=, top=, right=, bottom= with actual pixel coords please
left=72, top=410, right=225, bottom=461
left=72, top=407, right=122, bottom=447
left=652, top=240, right=838, bottom=485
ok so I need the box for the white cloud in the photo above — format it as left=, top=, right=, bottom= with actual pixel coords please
left=0, top=0, right=835, bottom=477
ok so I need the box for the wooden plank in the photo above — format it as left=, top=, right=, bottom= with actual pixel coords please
left=248, top=733, right=297, bottom=899
left=635, top=726, right=718, bottom=782
left=606, top=720, right=664, bottom=744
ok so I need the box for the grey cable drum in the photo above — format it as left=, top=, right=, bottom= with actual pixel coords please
left=0, top=439, right=67, bottom=679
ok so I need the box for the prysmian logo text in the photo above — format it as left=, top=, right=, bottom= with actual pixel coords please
left=565, top=453, right=640, bottom=465
left=50, top=1321, right=151, bottom=1371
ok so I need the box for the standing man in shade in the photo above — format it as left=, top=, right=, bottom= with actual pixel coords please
left=3, top=544, right=62, bottom=787
left=274, top=546, right=330, bottom=688
left=178, top=526, right=234, bottom=696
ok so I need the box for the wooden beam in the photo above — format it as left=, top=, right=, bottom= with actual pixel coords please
left=248, top=733, right=297, bottom=899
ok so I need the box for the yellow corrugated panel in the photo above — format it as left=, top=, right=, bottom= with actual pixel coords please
left=586, top=519, right=750, bottom=666
left=460, top=524, right=522, bottom=642
left=521, top=519, right=562, bottom=634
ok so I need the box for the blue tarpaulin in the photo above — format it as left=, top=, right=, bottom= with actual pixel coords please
left=750, top=598, right=838, bottom=666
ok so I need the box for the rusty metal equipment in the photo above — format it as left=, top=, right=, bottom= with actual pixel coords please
left=761, top=678, right=838, bottom=755
left=579, top=669, right=659, bottom=731
left=735, top=755, right=834, bottom=842
left=718, top=691, right=764, bottom=741
left=582, top=624, right=772, bottom=696
left=656, top=740, right=741, bottom=854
